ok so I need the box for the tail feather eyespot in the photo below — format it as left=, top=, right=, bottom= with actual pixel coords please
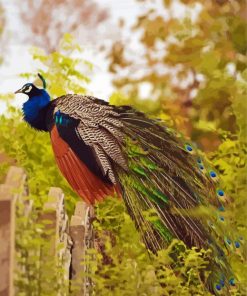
left=218, top=205, right=225, bottom=212
left=217, top=189, right=225, bottom=197
left=197, top=158, right=202, bottom=164
left=225, top=238, right=232, bottom=246
left=210, top=171, right=217, bottom=178
left=229, top=278, right=235, bottom=286
left=235, top=241, right=240, bottom=248
left=185, top=144, right=194, bottom=153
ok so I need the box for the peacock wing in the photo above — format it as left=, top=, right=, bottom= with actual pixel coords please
left=50, top=95, right=127, bottom=203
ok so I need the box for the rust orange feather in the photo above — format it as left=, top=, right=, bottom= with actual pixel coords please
left=50, top=126, right=118, bottom=204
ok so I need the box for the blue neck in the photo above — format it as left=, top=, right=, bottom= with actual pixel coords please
left=22, top=90, right=50, bottom=128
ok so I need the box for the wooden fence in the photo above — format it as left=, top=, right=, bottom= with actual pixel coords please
left=0, top=166, right=94, bottom=296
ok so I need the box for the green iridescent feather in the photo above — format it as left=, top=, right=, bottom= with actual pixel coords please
left=112, top=107, right=238, bottom=294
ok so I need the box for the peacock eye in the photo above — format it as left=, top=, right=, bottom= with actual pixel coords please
left=24, top=85, right=32, bottom=93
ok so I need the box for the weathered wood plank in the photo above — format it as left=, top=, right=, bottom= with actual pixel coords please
left=0, top=166, right=27, bottom=296
left=39, top=187, right=71, bottom=295
left=70, top=202, right=94, bottom=296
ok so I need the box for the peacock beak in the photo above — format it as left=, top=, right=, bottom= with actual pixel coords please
left=14, top=88, right=23, bottom=94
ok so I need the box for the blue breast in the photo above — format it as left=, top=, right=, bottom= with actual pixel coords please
left=22, top=91, right=50, bottom=128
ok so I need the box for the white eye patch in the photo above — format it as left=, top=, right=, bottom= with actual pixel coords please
left=24, top=85, right=32, bottom=93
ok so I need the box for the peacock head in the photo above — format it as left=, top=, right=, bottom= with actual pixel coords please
left=15, top=73, right=48, bottom=98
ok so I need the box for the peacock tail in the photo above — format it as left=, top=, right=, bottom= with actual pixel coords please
left=111, top=105, right=238, bottom=294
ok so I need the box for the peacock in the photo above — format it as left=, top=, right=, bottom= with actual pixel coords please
left=15, top=74, right=239, bottom=294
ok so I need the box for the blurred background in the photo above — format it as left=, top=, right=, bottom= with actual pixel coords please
left=0, top=0, right=246, bottom=295
left=0, top=0, right=246, bottom=149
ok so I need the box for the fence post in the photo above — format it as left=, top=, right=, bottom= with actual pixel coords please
left=69, top=202, right=94, bottom=296
left=0, top=167, right=26, bottom=296
left=0, top=167, right=96, bottom=296
left=39, top=187, right=72, bottom=294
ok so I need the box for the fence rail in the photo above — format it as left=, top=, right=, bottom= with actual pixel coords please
left=0, top=166, right=94, bottom=296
